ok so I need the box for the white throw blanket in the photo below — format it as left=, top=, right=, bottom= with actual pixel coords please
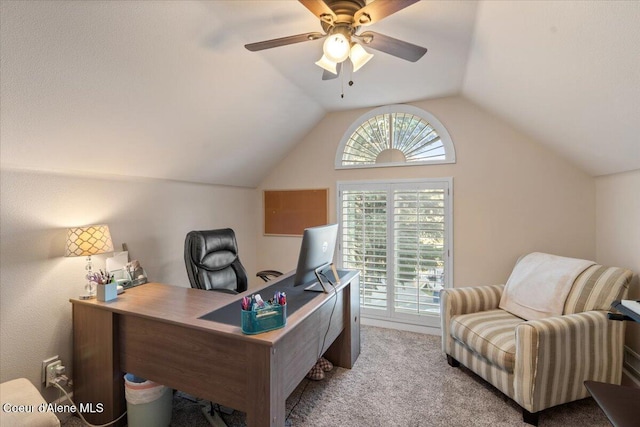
left=499, top=252, right=595, bottom=320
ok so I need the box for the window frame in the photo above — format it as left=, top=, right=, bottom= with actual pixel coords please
left=335, top=104, right=456, bottom=170
left=337, top=177, right=454, bottom=328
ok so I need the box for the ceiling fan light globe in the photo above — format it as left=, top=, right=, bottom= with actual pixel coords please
left=323, top=33, right=350, bottom=63
left=315, top=55, right=338, bottom=75
left=350, top=43, right=374, bottom=72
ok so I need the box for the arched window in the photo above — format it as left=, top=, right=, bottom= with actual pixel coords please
left=335, top=105, right=455, bottom=169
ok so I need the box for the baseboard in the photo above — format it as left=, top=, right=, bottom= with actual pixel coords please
left=623, top=345, right=640, bottom=387
left=361, top=317, right=441, bottom=336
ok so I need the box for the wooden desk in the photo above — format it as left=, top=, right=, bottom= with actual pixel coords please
left=71, top=271, right=360, bottom=427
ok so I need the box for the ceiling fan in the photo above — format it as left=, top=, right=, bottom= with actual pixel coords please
left=244, top=0, right=427, bottom=80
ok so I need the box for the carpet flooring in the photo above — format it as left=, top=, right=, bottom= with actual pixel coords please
left=63, top=325, right=609, bottom=426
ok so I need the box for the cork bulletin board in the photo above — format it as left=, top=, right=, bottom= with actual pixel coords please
left=264, top=189, right=329, bottom=236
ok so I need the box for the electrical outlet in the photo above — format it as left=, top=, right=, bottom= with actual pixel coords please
left=45, top=360, right=62, bottom=387
left=41, top=355, right=60, bottom=384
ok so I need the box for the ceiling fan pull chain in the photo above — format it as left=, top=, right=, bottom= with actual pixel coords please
left=348, top=63, right=354, bottom=88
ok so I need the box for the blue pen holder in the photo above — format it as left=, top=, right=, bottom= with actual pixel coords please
left=97, top=282, right=118, bottom=302
left=241, top=304, right=286, bottom=335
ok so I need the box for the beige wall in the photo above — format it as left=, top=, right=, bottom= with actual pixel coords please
left=595, top=169, right=640, bottom=379
left=0, top=168, right=258, bottom=399
left=256, top=96, right=596, bottom=287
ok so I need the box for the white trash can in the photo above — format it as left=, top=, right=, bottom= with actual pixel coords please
left=124, top=374, right=172, bottom=427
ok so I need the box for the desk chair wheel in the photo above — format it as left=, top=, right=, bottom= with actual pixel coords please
left=202, top=403, right=229, bottom=427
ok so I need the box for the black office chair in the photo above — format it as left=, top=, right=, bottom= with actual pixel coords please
left=184, top=228, right=282, bottom=294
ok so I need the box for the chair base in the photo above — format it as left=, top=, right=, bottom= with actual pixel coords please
left=522, top=409, right=539, bottom=426
left=202, top=404, right=228, bottom=427
left=447, top=354, right=460, bottom=367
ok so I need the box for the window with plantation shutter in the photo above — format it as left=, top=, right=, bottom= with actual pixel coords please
left=338, top=179, right=452, bottom=327
left=340, top=189, right=388, bottom=312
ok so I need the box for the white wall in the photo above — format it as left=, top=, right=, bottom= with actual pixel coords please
left=595, top=169, right=640, bottom=378
left=0, top=168, right=258, bottom=400
left=256, top=96, right=596, bottom=286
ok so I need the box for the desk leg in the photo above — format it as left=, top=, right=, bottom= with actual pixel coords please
left=246, top=344, right=286, bottom=427
left=72, top=304, right=126, bottom=426
left=325, top=276, right=361, bottom=368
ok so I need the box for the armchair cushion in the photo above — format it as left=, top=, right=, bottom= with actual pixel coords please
left=450, top=309, right=525, bottom=372
left=440, top=284, right=504, bottom=357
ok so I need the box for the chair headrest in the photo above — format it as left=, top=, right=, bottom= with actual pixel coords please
left=186, top=229, right=239, bottom=272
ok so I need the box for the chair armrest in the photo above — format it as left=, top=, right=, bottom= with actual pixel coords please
left=513, top=310, right=626, bottom=413
left=256, top=270, right=283, bottom=282
left=440, top=284, right=505, bottom=317
left=440, top=284, right=505, bottom=354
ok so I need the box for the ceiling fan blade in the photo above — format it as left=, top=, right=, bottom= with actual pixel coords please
left=322, top=62, right=342, bottom=81
left=353, top=0, right=420, bottom=26
left=298, top=0, right=337, bottom=24
left=244, top=32, right=325, bottom=51
left=356, top=31, right=427, bottom=62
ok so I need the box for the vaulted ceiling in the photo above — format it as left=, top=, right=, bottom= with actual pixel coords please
left=1, top=1, right=638, bottom=187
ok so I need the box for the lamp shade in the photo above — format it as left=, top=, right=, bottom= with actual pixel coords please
left=350, top=43, right=374, bottom=72
left=65, top=224, right=114, bottom=257
left=315, top=54, right=338, bottom=74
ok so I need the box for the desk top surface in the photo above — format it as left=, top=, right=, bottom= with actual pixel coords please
left=70, top=270, right=358, bottom=345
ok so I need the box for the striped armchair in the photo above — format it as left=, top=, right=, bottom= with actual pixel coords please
left=440, top=264, right=632, bottom=426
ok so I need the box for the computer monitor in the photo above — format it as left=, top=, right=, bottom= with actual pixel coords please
left=293, top=223, right=340, bottom=293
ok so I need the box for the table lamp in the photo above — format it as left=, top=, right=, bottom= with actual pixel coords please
left=65, top=224, right=114, bottom=298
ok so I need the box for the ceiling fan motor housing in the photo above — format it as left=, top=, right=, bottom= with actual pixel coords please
left=321, top=0, right=366, bottom=32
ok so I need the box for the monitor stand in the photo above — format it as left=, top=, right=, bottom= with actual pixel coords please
left=304, top=281, right=326, bottom=293
left=304, top=263, right=340, bottom=293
